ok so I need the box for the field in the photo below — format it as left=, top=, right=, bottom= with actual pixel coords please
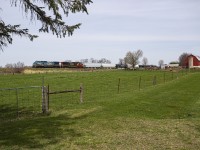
left=0, top=69, right=200, bottom=149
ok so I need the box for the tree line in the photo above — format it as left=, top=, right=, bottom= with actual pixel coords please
left=119, top=50, right=191, bottom=69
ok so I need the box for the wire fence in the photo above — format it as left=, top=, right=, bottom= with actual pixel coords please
left=0, top=86, right=42, bottom=121
left=0, top=69, right=194, bottom=121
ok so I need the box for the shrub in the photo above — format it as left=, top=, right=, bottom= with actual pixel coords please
left=4, top=62, right=25, bottom=74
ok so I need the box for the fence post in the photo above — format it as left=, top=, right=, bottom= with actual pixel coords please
left=47, top=84, right=49, bottom=110
left=80, top=83, right=83, bottom=103
left=118, top=78, right=121, bottom=93
left=42, top=76, right=45, bottom=113
left=45, top=87, right=48, bottom=112
left=164, top=72, right=166, bottom=83
left=16, top=88, right=19, bottom=118
left=42, top=76, right=48, bottom=113
left=42, top=86, right=45, bottom=113
left=42, top=86, right=48, bottom=113
left=139, top=76, right=141, bottom=90
left=153, top=75, right=157, bottom=86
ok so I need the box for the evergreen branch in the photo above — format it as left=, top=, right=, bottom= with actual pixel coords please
left=0, top=20, right=38, bottom=50
left=0, top=0, right=92, bottom=50
left=9, top=0, right=92, bottom=37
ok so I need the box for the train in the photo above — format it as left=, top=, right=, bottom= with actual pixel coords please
left=32, top=61, right=159, bottom=70
left=32, top=61, right=84, bottom=68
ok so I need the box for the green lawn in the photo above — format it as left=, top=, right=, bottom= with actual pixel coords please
left=0, top=69, right=200, bottom=149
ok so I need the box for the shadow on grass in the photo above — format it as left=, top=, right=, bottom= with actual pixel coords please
left=0, top=107, right=89, bottom=149
left=0, top=104, right=42, bottom=122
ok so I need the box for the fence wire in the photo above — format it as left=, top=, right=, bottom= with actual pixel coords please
left=0, top=86, right=42, bottom=121
left=0, top=70, right=192, bottom=120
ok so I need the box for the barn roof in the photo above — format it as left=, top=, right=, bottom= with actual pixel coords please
left=188, top=54, right=200, bottom=61
left=196, top=56, right=200, bottom=61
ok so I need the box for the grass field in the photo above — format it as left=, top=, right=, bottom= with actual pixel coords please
left=0, top=69, right=200, bottom=149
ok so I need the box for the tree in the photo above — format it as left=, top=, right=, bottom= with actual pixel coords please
left=179, top=53, right=190, bottom=66
left=98, top=58, right=111, bottom=64
left=142, top=57, right=148, bottom=66
left=89, top=58, right=98, bottom=63
left=0, top=0, right=92, bottom=50
left=118, top=58, right=125, bottom=65
left=124, top=49, right=143, bottom=68
left=4, top=61, right=25, bottom=73
left=80, top=59, right=89, bottom=63
left=158, top=60, right=164, bottom=68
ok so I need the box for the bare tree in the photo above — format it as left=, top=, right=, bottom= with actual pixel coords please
left=124, top=49, right=143, bottom=68
left=14, top=62, right=25, bottom=73
left=158, top=60, right=164, bottom=68
left=142, top=57, right=148, bottom=66
left=90, top=58, right=98, bottom=63
left=98, top=58, right=111, bottom=64
left=118, top=58, right=125, bottom=65
left=4, top=61, right=25, bottom=73
left=80, top=59, right=89, bottom=63
left=179, top=53, right=190, bottom=67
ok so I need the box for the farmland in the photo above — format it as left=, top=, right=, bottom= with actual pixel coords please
left=0, top=69, right=200, bottom=149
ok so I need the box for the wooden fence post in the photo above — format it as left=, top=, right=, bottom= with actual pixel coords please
left=80, top=83, right=83, bottom=103
left=42, top=76, right=48, bottom=113
left=42, top=86, right=48, bottom=113
left=42, top=76, right=45, bottom=113
left=45, top=86, right=48, bottom=112
left=42, top=86, right=45, bottom=113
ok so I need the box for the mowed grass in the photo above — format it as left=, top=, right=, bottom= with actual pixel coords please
left=0, top=69, right=200, bottom=149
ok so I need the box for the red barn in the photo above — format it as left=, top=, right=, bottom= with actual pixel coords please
left=185, top=55, right=200, bottom=68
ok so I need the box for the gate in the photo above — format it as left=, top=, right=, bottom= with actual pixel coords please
left=45, top=84, right=84, bottom=111
left=0, top=84, right=84, bottom=121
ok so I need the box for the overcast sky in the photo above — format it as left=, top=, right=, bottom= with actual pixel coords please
left=0, top=0, right=200, bottom=66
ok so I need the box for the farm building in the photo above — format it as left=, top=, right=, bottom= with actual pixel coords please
left=168, top=63, right=179, bottom=68
left=185, top=55, right=200, bottom=68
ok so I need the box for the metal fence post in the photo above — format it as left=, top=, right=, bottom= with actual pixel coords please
left=16, top=88, right=19, bottom=118
left=164, top=72, right=166, bottom=83
left=80, top=83, right=83, bottom=103
left=47, top=84, right=49, bottom=110
left=118, top=78, right=121, bottom=93
left=153, top=75, right=157, bottom=86
left=139, top=76, right=141, bottom=90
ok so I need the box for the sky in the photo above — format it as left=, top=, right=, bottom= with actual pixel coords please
left=0, top=0, right=200, bottom=66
